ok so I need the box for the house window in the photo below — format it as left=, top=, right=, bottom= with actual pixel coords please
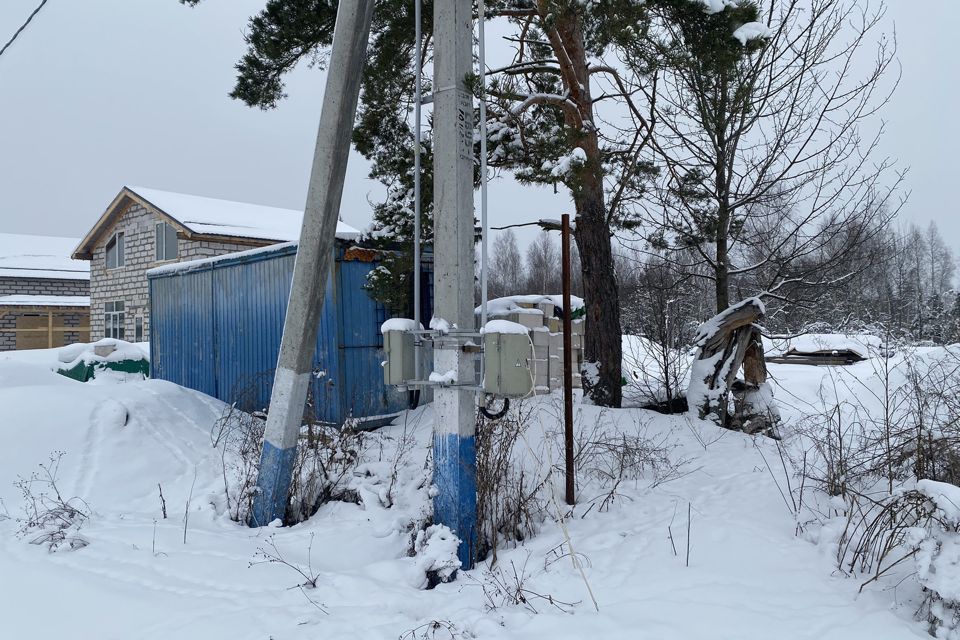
left=105, top=232, right=125, bottom=269
left=134, top=316, right=144, bottom=343
left=155, top=222, right=179, bottom=261
left=104, top=301, right=125, bottom=339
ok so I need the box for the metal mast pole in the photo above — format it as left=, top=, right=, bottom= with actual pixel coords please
left=478, top=0, right=489, bottom=328
left=413, top=0, right=423, bottom=377
left=250, top=0, right=375, bottom=527
left=432, top=0, right=478, bottom=569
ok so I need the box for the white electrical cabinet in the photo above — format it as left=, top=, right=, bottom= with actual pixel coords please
left=483, top=327, right=533, bottom=397
left=383, top=329, right=416, bottom=386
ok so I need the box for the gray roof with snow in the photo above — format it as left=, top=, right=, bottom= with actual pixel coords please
left=0, top=233, right=90, bottom=281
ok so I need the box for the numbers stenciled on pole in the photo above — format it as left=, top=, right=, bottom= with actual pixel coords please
left=458, top=90, right=473, bottom=161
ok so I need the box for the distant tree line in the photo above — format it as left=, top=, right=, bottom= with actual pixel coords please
left=484, top=229, right=583, bottom=301
left=609, top=220, right=959, bottom=346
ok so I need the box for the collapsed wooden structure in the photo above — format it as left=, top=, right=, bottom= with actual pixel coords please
left=688, top=298, right=780, bottom=436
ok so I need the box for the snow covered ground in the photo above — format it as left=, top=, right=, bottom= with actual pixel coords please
left=0, top=347, right=933, bottom=639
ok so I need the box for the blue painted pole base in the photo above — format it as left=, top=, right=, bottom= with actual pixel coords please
left=249, top=440, right=298, bottom=527
left=433, top=432, right=477, bottom=569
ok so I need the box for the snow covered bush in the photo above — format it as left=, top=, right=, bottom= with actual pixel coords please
left=574, top=412, right=685, bottom=509
left=832, top=481, right=960, bottom=638
left=476, top=555, right=577, bottom=614
left=779, top=342, right=960, bottom=635
left=213, top=400, right=266, bottom=523
left=398, top=620, right=462, bottom=640
left=912, top=481, right=960, bottom=639
left=475, top=399, right=684, bottom=564
left=15, top=452, right=89, bottom=552
left=216, top=408, right=368, bottom=525
left=901, top=350, right=960, bottom=487
left=791, top=396, right=876, bottom=499
left=250, top=533, right=322, bottom=589
left=475, top=402, right=551, bottom=563
left=789, top=344, right=960, bottom=504
left=212, top=374, right=369, bottom=525
left=285, top=419, right=367, bottom=523
left=413, top=524, right=461, bottom=588
left=618, top=253, right=699, bottom=412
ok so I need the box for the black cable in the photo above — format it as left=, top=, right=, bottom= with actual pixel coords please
left=490, top=221, right=544, bottom=231
left=408, top=389, right=421, bottom=410
left=0, top=0, right=50, bottom=60
left=479, top=396, right=510, bottom=421
left=490, top=218, right=568, bottom=232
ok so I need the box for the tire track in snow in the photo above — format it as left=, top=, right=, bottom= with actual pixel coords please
left=135, top=385, right=218, bottom=468
left=50, top=547, right=274, bottom=602
left=133, top=603, right=275, bottom=640
left=88, top=528, right=256, bottom=565
left=129, top=387, right=201, bottom=469
left=74, top=399, right=121, bottom=499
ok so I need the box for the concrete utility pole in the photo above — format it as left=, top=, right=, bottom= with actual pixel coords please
left=250, top=0, right=375, bottom=527
left=432, top=0, right=478, bottom=569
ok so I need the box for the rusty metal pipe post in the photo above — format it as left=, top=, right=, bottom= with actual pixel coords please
left=562, top=213, right=575, bottom=505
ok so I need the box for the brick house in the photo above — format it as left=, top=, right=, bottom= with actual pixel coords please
left=72, top=186, right=360, bottom=342
left=0, top=233, right=90, bottom=351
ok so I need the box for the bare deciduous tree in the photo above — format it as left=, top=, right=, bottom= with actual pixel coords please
left=524, top=231, right=561, bottom=294
left=488, top=229, right=526, bottom=299
left=638, top=0, right=904, bottom=315
left=618, top=246, right=697, bottom=410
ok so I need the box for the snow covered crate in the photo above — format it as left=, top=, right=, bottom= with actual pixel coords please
left=147, top=243, right=432, bottom=428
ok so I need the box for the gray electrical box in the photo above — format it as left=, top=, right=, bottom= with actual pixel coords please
left=483, top=329, right=534, bottom=397
left=383, top=329, right=416, bottom=386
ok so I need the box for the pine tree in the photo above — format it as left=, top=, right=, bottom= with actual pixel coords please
left=927, top=222, right=956, bottom=297
left=926, top=293, right=946, bottom=344
left=949, top=292, right=960, bottom=345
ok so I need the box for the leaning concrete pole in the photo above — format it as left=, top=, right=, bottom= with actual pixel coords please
left=250, top=0, right=375, bottom=527
left=432, top=0, right=478, bottom=569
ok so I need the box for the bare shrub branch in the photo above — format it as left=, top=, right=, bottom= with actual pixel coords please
left=15, top=451, right=89, bottom=552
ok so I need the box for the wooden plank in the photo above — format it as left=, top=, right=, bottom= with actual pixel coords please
left=765, top=356, right=854, bottom=366
left=784, top=348, right=865, bottom=362
left=700, top=301, right=764, bottom=355
left=724, top=327, right=755, bottom=391
left=743, top=335, right=768, bottom=384
left=0, top=307, right=90, bottom=313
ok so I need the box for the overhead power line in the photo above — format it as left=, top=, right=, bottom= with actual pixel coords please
left=0, top=0, right=50, bottom=60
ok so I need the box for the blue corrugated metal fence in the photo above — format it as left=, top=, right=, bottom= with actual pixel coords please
left=149, top=244, right=421, bottom=427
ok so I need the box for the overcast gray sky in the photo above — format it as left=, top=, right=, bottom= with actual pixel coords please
left=0, top=0, right=954, bottom=250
